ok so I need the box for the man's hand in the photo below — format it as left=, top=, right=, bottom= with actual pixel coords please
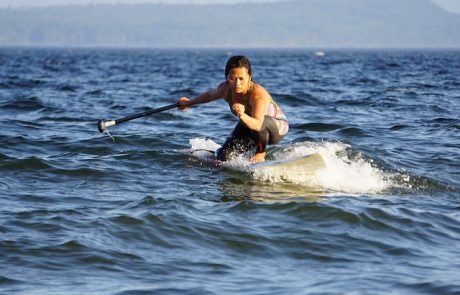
left=232, top=103, right=245, bottom=117
left=178, top=97, right=190, bottom=110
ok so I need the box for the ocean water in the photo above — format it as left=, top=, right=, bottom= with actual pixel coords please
left=0, top=48, right=459, bottom=294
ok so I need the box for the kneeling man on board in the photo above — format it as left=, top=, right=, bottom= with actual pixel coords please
left=177, top=55, right=289, bottom=163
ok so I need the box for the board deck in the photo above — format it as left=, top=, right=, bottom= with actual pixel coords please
left=252, top=153, right=326, bottom=169
left=190, top=149, right=327, bottom=175
left=250, top=153, right=327, bottom=177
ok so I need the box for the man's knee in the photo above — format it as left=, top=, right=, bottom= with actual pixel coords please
left=216, top=147, right=228, bottom=161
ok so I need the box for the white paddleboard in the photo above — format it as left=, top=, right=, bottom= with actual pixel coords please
left=190, top=149, right=326, bottom=176
left=189, top=149, right=222, bottom=166
left=249, top=153, right=327, bottom=182
left=252, top=153, right=326, bottom=171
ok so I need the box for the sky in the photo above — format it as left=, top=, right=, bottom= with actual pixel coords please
left=0, top=0, right=278, bottom=6
left=0, top=0, right=459, bottom=13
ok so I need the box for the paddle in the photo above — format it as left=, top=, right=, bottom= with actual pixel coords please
left=97, top=102, right=179, bottom=133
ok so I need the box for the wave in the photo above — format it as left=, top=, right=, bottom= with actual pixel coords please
left=0, top=154, right=111, bottom=179
left=0, top=156, right=52, bottom=171
left=0, top=96, right=47, bottom=112
left=56, top=84, right=79, bottom=92
left=272, top=92, right=323, bottom=106
left=0, top=76, right=47, bottom=89
left=293, top=122, right=343, bottom=132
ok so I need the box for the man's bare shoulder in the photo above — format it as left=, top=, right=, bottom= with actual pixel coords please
left=216, top=82, right=229, bottom=98
left=252, top=83, right=271, bottom=101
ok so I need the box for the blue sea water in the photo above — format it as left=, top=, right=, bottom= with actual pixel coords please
left=0, top=48, right=459, bottom=294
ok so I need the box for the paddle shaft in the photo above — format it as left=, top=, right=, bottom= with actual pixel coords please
left=98, top=102, right=178, bottom=133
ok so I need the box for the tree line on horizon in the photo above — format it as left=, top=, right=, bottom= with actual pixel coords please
left=1, top=0, right=459, bottom=48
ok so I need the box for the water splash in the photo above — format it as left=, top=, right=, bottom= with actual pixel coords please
left=189, top=138, right=397, bottom=195
left=273, top=141, right=392, bottom=194
left=105, top=128, right=115, bottom=141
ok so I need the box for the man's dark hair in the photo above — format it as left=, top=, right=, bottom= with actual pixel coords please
left=225, top=55, right=252, bottom=79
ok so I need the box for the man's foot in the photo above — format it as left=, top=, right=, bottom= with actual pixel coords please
left=250, top=152, right=266, bottom=163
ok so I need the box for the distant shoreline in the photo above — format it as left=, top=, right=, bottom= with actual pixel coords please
left=1, top=46, right=460, bottom=51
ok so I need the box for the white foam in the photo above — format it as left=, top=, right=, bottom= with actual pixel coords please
left=189, top=138, right=221, bottom=152
left=269, top=141, right=392, bottom=194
